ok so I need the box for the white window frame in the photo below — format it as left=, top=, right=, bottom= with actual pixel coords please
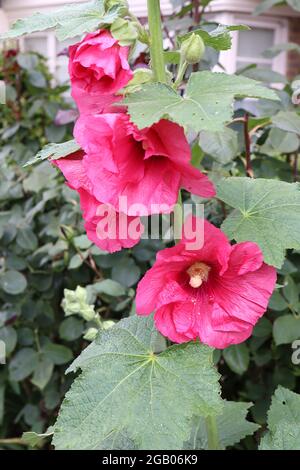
left=19, top=31, right=59, bottom=78
left=207, top=12, right=289, bottom=75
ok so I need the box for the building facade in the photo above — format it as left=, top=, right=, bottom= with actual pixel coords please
left=0, top=0, right=299, bottom=80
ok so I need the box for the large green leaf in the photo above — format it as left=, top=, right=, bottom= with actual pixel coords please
left=186, top=401, right=259, bottom=449
left=259, top=387, right=300, bottom=450
left=1, top=1, right=121, bottom=41
left=273, top=315, right=300, bottom=345
left=53, top=315, right=222, bottom=450
left=179, top=25, right=250, bottom=52
left=217, top=178, right=300, bottom=268
left=223, top=344, right=250, bottom=375
left=24, top=140, right=81, bottom=167
left=0, top=270, right=27, bottom=295
left=200, top=128, right=239, bottom=163
left=123, top=72, right=278, bottom=133
left=272, top=111, right=300, bottom=135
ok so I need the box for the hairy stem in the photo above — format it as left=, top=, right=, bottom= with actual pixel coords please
left=244, top=113, right=253, bottom=178
left=205, top=415, right=220, bottom=450
left=147, top=0, right=166, bottom=82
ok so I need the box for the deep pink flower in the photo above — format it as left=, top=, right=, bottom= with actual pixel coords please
left=69, top=30, right=133, bottom=114
left=53, top=151, right=143, bottom=253
left=136, top=217, right=276, bottom=349
left=74, top=112, right=216, bottom=216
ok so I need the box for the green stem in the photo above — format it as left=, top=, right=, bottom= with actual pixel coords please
left=0, top=438, right=28, bottom=446
left=174, top=59, right=188, bottom=89
left=205, top=415, right=220, bottom=450
left=147, top=0, right=166, bottom=82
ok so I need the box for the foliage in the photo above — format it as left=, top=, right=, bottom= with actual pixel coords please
left=1, top=0, right=300, bottom=452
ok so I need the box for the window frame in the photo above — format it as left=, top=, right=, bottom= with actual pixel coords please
left=207, top=12, right=289, bottom=75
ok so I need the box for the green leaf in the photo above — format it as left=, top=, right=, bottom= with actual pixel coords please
left=217, top=178, right=300, bottom=268
left=68, top=253, right=84, bottom=270
left=73, top=235, right=93, bottom=250
left=186, top=401, right=259, bottom=449
left=0, top=270, right=27, bottom=295
left=91, top=279, right=126, bottom=297
left=16, top=227, right=38, bottom=251
left=223, top=344, right=250, bottom=375
left=22, top=428, right=54, bottom=448
left=200, top=128, right=238, bottom=163
left=1, top=1, right=121, bottom=42
left=0, top=374, right=5, bottom=426
left=272, top=111, right=300, bottom=135
left=263, top=42, right=300, bottom=59
left=0, top=326, right=17, bottom=355
left=287, top=0, right=300, bottom=12
left=240, top=67, right=287, bottom=84
left=24, top=139, right=81, bottom=167
left=259, top=387, right=300, bottom=450
left=53, top=315, right=222, bottom=450
left=31, top=354, right=54, bottom=390
left=179, top=24, right=250, bottom=52
left=268, top=128, right=299, bottom=154
left=42, top=343, right=73, bottom=365
left=273, top=315, right=300, bottom=345
left=112, top=258, right=141, bottom=287
left=253, top=0, right=280, bottom=15
left=9, top=348, right=39, bottom=381
left=123, top=72, right=278, bottom=133
left=59, top=318, right=84, bottom=342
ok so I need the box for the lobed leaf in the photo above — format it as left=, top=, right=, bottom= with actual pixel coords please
left=186, top=401, right=259, bottom=449
left=217, top=177, right=300, bottom=268
left=123, top=72, right=279, bottom=133
left=1, top=0, right=121, bottom=42
left=24, top=140, right=81, bottom=167
left=53, top=315, right=222, bottom=450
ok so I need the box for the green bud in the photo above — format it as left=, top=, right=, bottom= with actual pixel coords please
left=180, top=33, right=205, bottom=65
left=111, top=18, right=138, bottom=46
left=105, top=0, right=128, bottom=16
left=83, top=327, right=99, bottom=342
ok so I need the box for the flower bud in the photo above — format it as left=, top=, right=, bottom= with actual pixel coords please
left=106, top=0, right=128, bottom=14
left=180, top=33, right=205, bottom=65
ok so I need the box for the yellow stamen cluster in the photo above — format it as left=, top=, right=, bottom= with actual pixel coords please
left=186, top=262, right=211, bottom=288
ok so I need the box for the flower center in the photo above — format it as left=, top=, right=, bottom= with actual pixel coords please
left=186, top=262, right=211, bottom=288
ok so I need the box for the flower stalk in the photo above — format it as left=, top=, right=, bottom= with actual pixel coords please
left=205, top=415, right=221, bottom=450
left=147, top=0, right=166, bottom=83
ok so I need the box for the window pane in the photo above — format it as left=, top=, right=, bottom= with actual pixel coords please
left=237, top=28, right=275, bottom=59
left=24, top=37, right=48, bottom=56
left=56, top=38, right=79, bottom=84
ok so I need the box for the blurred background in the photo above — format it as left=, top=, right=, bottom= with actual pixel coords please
left=0, top=0, right=300, bottom=450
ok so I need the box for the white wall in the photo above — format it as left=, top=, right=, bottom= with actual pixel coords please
left=2, top=0, right=173, bottom=24
left=0, top=9, right=9, bottom=33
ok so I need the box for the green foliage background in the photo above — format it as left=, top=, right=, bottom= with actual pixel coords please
left=1, top=0, right=300, bottom=450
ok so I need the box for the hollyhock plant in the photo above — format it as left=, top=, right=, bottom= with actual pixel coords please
left=74, top=112, right=216, bottom=216
left=53, top=151, right=143, bottom=253
left=136, top=216, right=276, bottom=349
left=69, top=30, right=133, bottom=114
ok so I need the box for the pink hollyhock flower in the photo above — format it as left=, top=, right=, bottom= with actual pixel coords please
left=136, top=217, right=276, bottom=349
left=74, top=113, right=216, bottom=216
left=69, top=30, right=133, bottom=114
left=53, top=151, right=143, bottom=253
